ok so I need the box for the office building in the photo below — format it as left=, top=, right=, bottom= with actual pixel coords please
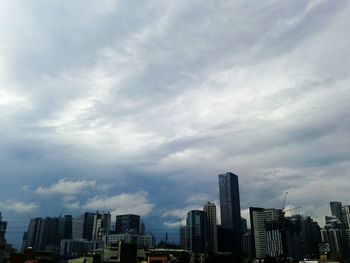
left=342, top=205, right=350, bottom=229
left=116, top=214, right=140, bottom=234
left=265, top=219, right=302, bottom=258
left=92, top=212, right=111, bottom=240
left=289, top=215, right=321, bottom=257
left=249, top=207, right=283, bottom=258
left=0, top=213, right=7, bottom=241
left=203, top=202, right=218, bottom=252
left=218, top=172, right=242, bottom=254
left=330, top=201, right=343, bottom=223
left=72, top=212, right=95, bottom=240
left=186, top=210, right=206, bottom=253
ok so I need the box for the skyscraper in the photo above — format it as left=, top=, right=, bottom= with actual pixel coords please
left=203, top=202, right=218, bottom=252
left=186, top=210, right=206, bottom=253
left=218, top=172, right=242, bottom=254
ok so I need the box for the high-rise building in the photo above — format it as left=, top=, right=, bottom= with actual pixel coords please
left=92, top=212, right=111, bottom=240
left=58, top=215, right=72, bottom=240
left=0, top=213, right=7, bottom=241
left=203, top=202, right=218, bottom=252
left=186, top=210, right=206, bottom=253
left=265, top=219, right=302, bottom=258
left=289, top=215, right=321, bottom=257
left=72, top=212, right=95, bottom=240
left=179, top=224, right=186, bottom=249
left=342, top=205, right=350, bottom=229
left=139, top=220, right=145, bottom=235
left=116, top=214, right=140, bottom=234
left=249, top=207, right=283, bottom=259
left=330, top=202, right=343, bottom=223
left=218, top=172, right=242, bottom=254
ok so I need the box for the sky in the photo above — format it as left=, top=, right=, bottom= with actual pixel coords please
left=0, top=0, right=350, bottom=248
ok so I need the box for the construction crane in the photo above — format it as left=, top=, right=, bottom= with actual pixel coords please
left=282, top=191, right=288, bottom=211
left=281, top=191, right=302, bottom=215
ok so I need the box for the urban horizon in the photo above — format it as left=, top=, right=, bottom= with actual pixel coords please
left=1, top=172, right=349, bottom=262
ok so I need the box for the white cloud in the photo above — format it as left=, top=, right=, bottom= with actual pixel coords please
left=83, top=192, right=154, bottom=217
left=2, top=200, right=39, bottom=213
left=35, top=179, right=96, bottom=195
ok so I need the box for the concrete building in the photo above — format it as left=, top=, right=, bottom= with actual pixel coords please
left=243, top=230, right=253, bottom=258
left=330, top=201, right=343, bottom=223
left=72, top=212, right=95, bottom=241
left=92, top=212, right=111, bottom=240
left=265, top=219, right=302, bottom=259
left=218, top=172, right=242, bottom=254
left=249, top=207, right=283, bottom=258
left=342, top=205, right=350, bottom=229
left=321, top=227, right=343, bottom=254
left=203, top=202, right=218, bottom=252
left=60, top=239, right=104, bottom=257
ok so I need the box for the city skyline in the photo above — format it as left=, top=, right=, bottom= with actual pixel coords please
left=0, top=0, right=349, bottom=250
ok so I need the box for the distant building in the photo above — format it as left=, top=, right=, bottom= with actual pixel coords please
left=60, top=239, right=104, bottom=257
left=0, top=213, right=12, bottom=262
left=330, top=201, right=343, bottom=223
left=241, top=217, right=248, bottom=234
left=116, top=214, right=140, bottom=234
left=92, top=212, right=111, bottom=240
left=105, top=233, right=155, bottom=248
left=203, top=202, right=218, bottom=252
left=342, top=205, right=350, bottom=229
left=186, top=210, right=206, bottom=253
left=139, top=220, right=145, bottom=235
left=243, top=230, right=253, bottom=258
left=289, top=215, right=321, bottom=257
left=218, top=172, right=243, bottom=254
left=179, top=224, right=186, bottom=249
left=0, top=213, right=7, bottom=240
left=72, top=212, right=95, bottom=240
left=265, top=219, right=302, bottom=258
left=249, top=207, right=283, bottom=258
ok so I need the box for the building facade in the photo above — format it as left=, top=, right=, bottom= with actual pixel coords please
left=115, top=214, right=140, bottom=234
left=186, top=210, right=206, bottom=253
left=203, top=202, right=218, bottom=252
left=218, top=172, right=242, bottom=254
left=249, top=207, right=283, bottom=258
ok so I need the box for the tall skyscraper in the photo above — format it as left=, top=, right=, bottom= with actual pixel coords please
left=186, top=210, right=206, bottom=253
left=203, top=202, right=218, bottom=252
left=218, top=172, right=242, bottom=254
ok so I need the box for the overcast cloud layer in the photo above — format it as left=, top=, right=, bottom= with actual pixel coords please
left=0, top=0, right=350, bottom=247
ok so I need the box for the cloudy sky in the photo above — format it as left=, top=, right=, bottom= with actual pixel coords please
left=0, top=0, right=349, bottom=248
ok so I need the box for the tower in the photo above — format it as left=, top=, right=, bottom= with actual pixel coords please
left=203, top=202, right=218, bottom=252
left=218, top=172, right=242, bottom=254
left=186, top=210, right=206, bottom=253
